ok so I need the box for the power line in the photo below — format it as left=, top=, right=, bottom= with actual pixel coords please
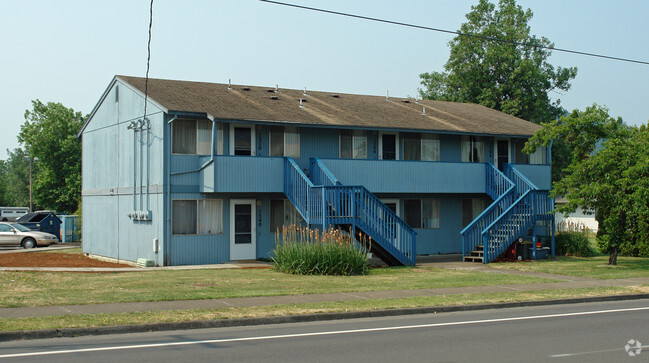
left=260, top=0, right=649, bottom=66
left=142, top=0, right=154, bottom=121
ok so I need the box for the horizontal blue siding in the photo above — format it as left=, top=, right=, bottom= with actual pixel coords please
left=319, top=159, right=487, bottom=194
left=509, top=164, right=552, bottom=190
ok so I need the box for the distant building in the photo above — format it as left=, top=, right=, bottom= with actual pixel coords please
left=78, top=76, right=553, bottom=266
left=554, top=197, right=598, bottom=232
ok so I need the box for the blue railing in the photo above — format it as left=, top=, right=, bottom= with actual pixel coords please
left=320, top=186, right=416, bottom=265
left=504, top=164, right=539, bottom=198
left=309, top=158, right=341, bottom=186
left=285, top=157, right=416, bottom=265
left=481, top=189, right=554, bottom=262
left=284, top=158, right=315, bottom=223
left=461, top=164, right=515, bottom=259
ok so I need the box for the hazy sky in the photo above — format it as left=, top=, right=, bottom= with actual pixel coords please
left=1, top=0, right=648, bottom=159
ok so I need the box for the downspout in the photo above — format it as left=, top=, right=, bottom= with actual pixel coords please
left=139, top=119, right=144, bottom=211
left=133, top=125, right=137, bottom=212
left=146, top=117, right=150, bottom=211
left=165, top=116, right=177, bottom=266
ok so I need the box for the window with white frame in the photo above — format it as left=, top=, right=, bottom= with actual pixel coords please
left=269, top=126, right=300, bottom=158
left=461, top=135, right=484, bottom=162
left=172, top=199, right=223, bottom=235
left=340, top=130, right=367, bottom=159
left=270, top=199, right=304, bottom=232
left=404, top=199, right=440, bottom=229
left=172, top=119, right=213, bottom=155
left=403, top=133, right=440, bottom=161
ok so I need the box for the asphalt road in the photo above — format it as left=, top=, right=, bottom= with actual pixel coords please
left=1, top=299, right=648, bottom=362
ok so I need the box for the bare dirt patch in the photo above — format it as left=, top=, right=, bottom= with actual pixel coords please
left=0, top=250, right=131, bottom=268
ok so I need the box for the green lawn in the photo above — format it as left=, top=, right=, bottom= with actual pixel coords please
left=490, top=255, right=649, bottom=279
left=0, top=267, right=557, bottom=308
left=1, top=286, right=644, bottom=332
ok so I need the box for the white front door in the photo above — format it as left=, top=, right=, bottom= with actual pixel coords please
left=230, top=199, right=256, bottom=260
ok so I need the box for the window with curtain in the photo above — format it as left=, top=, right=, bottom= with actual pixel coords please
left=529, top=145, right=547, bottom=164
left=172, top=199, right=223, bottom=235
left=404, top=199, right=440, bottom=229
left=422, top=199, right=440, bottom=228
left=172, top=119, right=213, bottom=155
left=512, top=139, right=529, bottom=164
left=421, top=134, right=440, bottom=161
left=269, top=127, right=284, bottom=157
left=270, top=126, right=300, bottom=158
left=403, top=134, right=440, bottom=161
left=270, top=199, right=304, bottom=232
left=340, top=130, right=367, bottom=159
left=462, top=198, right=486, bottom=227
left=403, top=134, right=420, bottom=161
left=461, top=136, right=484, bottom=162
left=216, top=123, right=224, bottom=155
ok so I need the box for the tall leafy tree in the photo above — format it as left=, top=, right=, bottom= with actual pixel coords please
left=18, top=100, right=85, bottom=214
left=419, top=0, right=577, bottom=123
left=524, top=104, right=648, bottom=265
left=0, top=148, right=34, bottom=208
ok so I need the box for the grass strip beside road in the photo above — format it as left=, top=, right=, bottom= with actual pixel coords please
left=1, top=286, right=646, bottom=332
left=489, top=256, right=649, bottom=279
left=0, top=267, right=557, bottom=308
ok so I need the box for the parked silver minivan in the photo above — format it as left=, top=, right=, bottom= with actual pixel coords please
left=0, top=222, right=58, bottom=248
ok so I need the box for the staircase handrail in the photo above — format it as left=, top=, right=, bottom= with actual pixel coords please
left=461, top=163, right=515, bottom=258
left=504, top=164, right=539, bottom=197
left=284, top=157, right=314, bottom=223
left=481, top=189, right=541, bottom=263
left=309, top=158, right=341, bottom=186
left=322, top=185, right=416, bottom=265
left=486, top=163, right=514, bottom=200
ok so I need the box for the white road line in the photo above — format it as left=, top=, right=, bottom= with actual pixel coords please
left=2, top=306, right=649, bottom=359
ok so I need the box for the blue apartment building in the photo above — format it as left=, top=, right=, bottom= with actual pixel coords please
left=79, top=76, right=554, bottom=266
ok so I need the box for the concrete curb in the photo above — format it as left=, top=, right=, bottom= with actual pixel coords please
left=3, top=293, right=649, bottom=342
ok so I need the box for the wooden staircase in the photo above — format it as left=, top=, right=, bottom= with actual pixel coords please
left=464, top=245, right=484, bottom=263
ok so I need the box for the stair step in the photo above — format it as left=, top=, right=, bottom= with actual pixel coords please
left=464, top=255, right=483, bottom=263
left=470, top=250, right=484, bottom=256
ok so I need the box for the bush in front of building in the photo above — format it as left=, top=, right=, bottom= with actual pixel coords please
left=272, top=226, right=370, bottom=276
left=555, top=231, right=595, bottom=257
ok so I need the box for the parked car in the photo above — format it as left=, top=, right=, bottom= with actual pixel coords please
left=0, top=222, right=59, bottom=248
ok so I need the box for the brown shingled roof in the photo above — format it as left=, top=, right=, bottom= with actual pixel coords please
left=117, top=75, right=541, bottom=137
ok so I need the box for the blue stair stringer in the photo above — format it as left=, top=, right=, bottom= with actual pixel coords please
left=462, top=163, right=553, bottom=263
left=283, top=157, right=416, bottom=266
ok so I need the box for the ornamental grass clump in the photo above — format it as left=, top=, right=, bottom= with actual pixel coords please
left=272, top=225, right=370, bottom=276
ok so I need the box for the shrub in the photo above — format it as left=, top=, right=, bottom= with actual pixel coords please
left=272, top=225, right=370, bottom=276
left=555, top=231, right=595, bottom=257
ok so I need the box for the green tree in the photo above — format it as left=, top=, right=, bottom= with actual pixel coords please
left=419, top=0, right=577, bottom=123
left=18, top=100, right=85, bottom=214
left=1, top=148, right=34, bottom=208
left=524, top=104, right=647, bottom=265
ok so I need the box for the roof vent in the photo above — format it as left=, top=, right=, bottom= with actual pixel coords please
left=386, top=90, right=389, bottom=100
left=299, top=99, right=304, bottom=108
left=299, top=98, right=307, bottom=103
left=275, top=84, right=279, bottom=93
left=331, top=94, right=340, bottom=98
left=228, top=79, right=232, bottom=90
left=269, top=95, right=279, bottom=100
left=303, top=87, right=308, bottom=96
left=422, top=106, right=427, bottom=116
left=242, top=87, right=251, bottom=91
left=403, top=99, right=411, bottom=104
left=267, top=89, right=275, bottom=93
